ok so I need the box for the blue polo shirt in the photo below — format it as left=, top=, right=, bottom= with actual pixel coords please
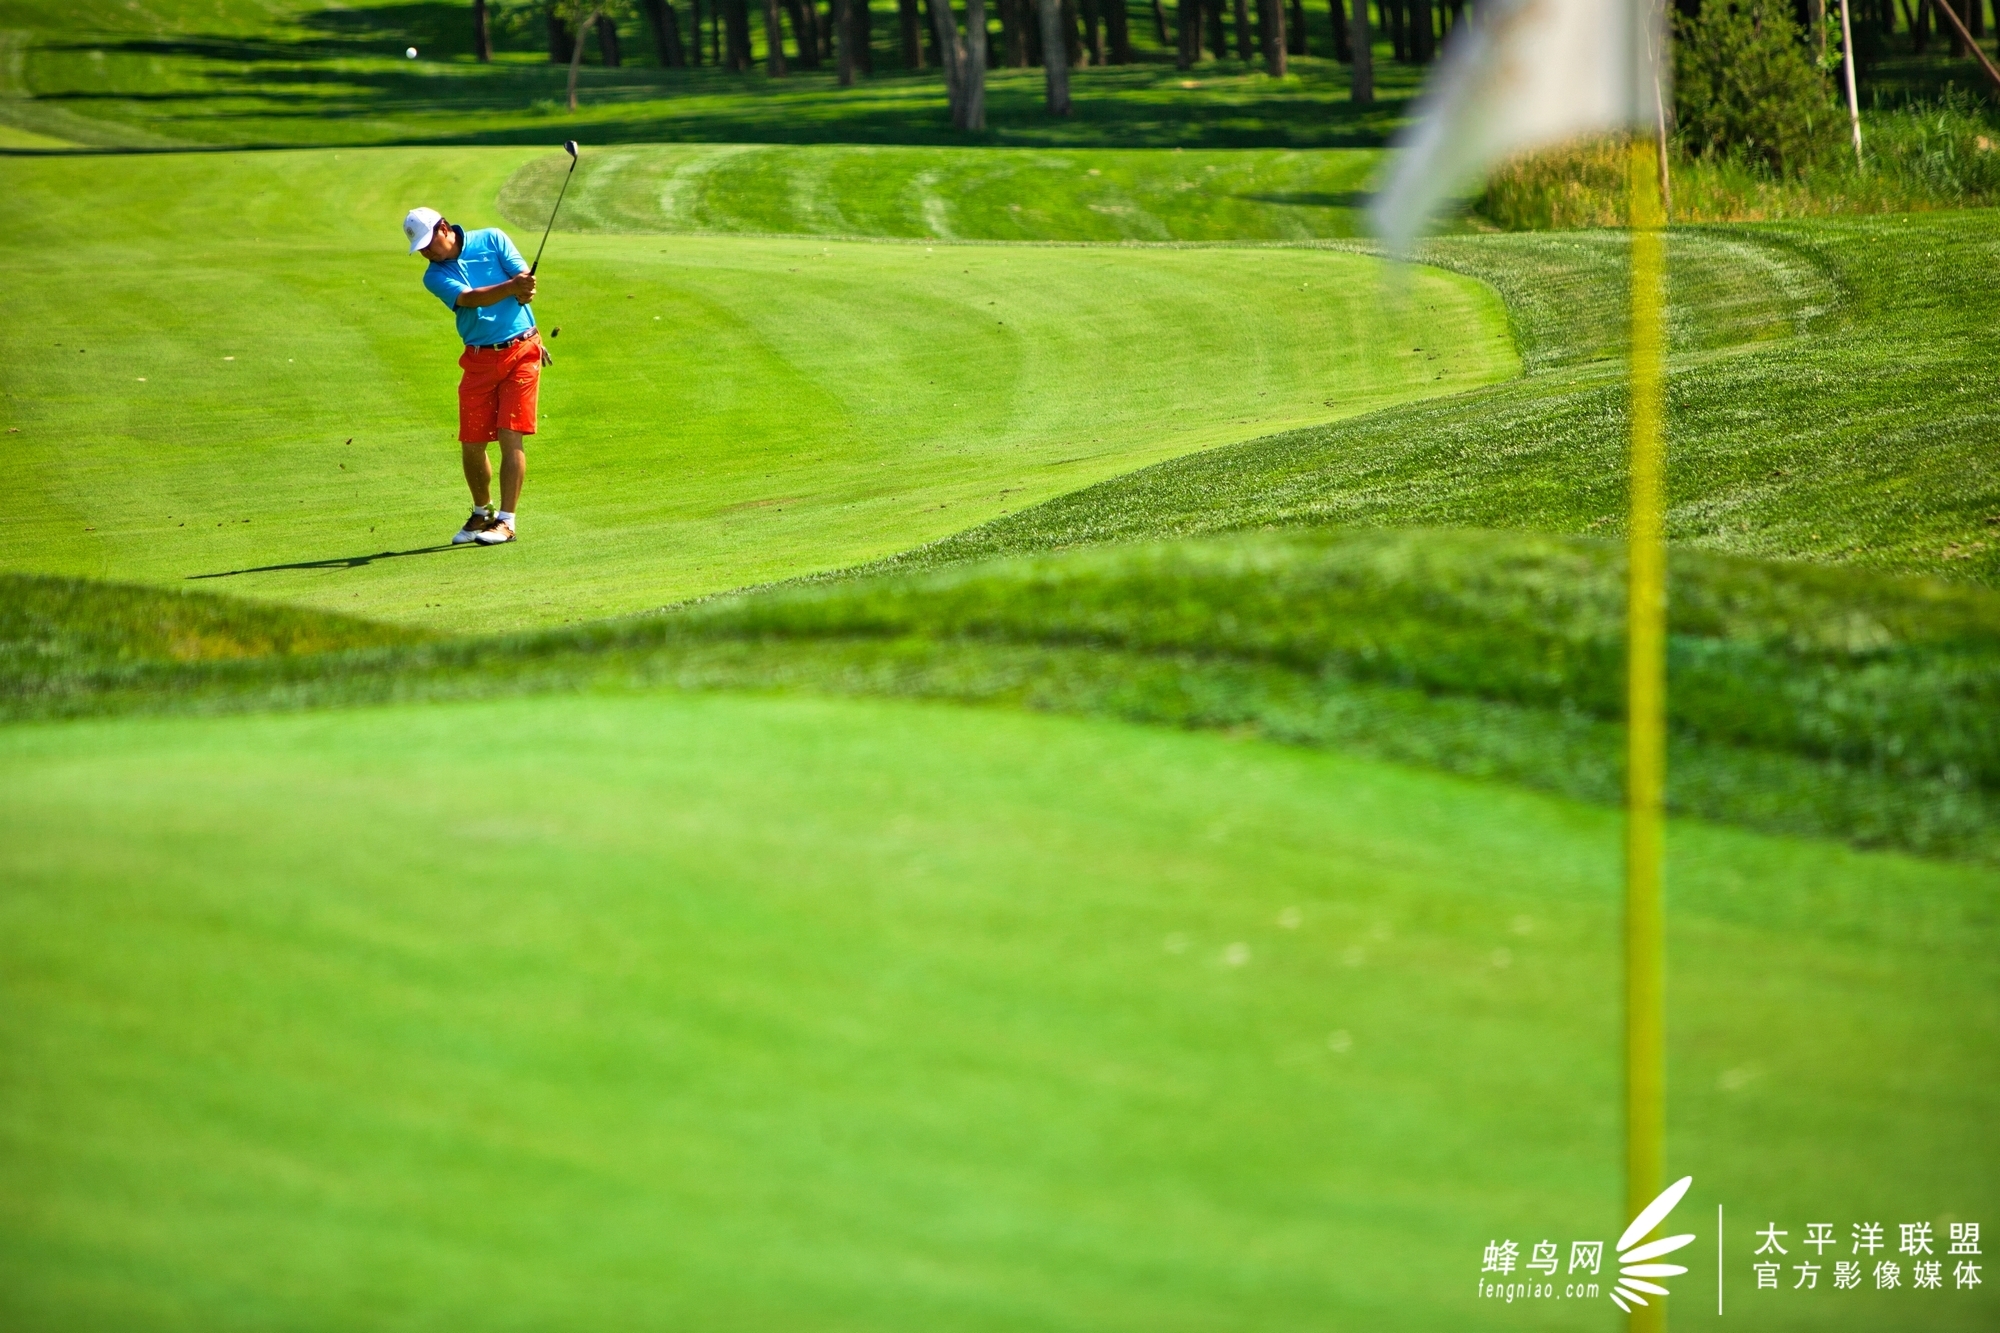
left=422, top=226, right=537, bottom=347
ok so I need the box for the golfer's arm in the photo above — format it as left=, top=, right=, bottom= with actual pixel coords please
left=453, top=278, right=528, bottom=309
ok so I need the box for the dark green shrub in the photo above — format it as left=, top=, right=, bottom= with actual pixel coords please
left=1675, top=1, right=1838, bottom=172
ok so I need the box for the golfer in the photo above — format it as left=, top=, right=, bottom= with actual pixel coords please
left=403, top=206, right=544, bottom=546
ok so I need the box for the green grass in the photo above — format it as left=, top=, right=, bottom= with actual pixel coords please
left=501, top=142, right=1387, bottom=241
left=15, top=524, right=1998, bottom=862
left=1, top=573, right=418, bottom=692
left=905, top=213, right=2000, bottom=586
left=3, top=690, right=1995, bottom=1330
left=5, top=3, right=1999, bottom=1324
left=0, top=146, right=1514, bottom=630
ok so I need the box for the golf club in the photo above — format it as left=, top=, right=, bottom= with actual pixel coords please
left=529, top=140, right=579, bottom=276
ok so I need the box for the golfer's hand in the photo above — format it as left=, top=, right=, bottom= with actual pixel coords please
left=509, top=273, right=537, bottom=304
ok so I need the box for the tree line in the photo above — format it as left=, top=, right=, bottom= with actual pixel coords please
left=471, top=0, right=1476, bottom=122
left=472, top=0, right=2000, bottom=130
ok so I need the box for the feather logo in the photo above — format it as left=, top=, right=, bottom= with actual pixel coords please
left=1608, top=1176, right=1697, bottom=1312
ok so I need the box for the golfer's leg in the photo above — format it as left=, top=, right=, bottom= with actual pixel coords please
left=461, top=441, right=493, bottom=509
left=497, top=430, right=526, bottom=514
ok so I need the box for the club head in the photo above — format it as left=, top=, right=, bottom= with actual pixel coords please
left=563, top=140, right=578, bottom=160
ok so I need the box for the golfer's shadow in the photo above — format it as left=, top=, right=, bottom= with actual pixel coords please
left=188, top=543, right=467, bottom=579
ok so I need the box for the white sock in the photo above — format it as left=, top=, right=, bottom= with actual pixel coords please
left=496, top=511, right=515, bottom=525
left=472, top=503, right=491, bottom=516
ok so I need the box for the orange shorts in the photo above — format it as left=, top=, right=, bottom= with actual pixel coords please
left=457, top=334, right=541, bottom=444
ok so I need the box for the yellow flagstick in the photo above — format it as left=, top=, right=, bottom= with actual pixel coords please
left=1625, top=132, right=1668, bottom=1332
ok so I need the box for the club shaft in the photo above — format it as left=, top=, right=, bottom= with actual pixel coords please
left=529, top=159, right=577, bottom=275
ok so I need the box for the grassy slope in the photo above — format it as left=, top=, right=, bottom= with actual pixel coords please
left=902, top=214, right=2000, bottom=586
left=0, top=147, right=1513, bottom=629
left=2, top=692, right=1994, bottom=1332
left=14, top=526, right=1997, bottom=863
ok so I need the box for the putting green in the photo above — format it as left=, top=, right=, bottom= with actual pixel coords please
left=3, top=147, right=1512, bottom=631
left=1, top=691, right=1993, bottom=1331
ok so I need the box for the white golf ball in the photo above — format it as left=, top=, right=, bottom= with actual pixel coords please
left=406, top=46, right=418, bottom=58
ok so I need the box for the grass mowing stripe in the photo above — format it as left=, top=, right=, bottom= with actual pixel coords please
left=1, top=691, right=1993, bottom=1330
left=500, top=143, right=1389, bottom=242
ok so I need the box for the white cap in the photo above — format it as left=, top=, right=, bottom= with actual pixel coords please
left=403, top=206, right=444, bottom=255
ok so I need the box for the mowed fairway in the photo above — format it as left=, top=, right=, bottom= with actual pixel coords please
left=499, top=143, right=1385, bottom=241
left=2, top=692, right=1994, bottom=1332
left=2, top=149, right=1510, bottom=630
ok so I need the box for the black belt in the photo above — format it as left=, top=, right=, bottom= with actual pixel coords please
left=469, top=330, right=537, bottom=351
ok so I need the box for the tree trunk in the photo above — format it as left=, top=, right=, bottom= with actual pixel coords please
left=474, top=0, right=492, bottom=61
left=762, top=0, right=788, bottom=70
left=663, top=0, right=688, bottom=62
left=999, top=0, right=1025, bottom=64
left=1912, top=0, right=1931, bottom=53
left=1348, top=0, right=1371, bottom=100
left=854, top=0, right=874, bottom=70
left=1330, top=0, right=1348, bottom=58
left=1385, top=0, right=1404, bottom=59
left=1177, top=0, right=1198, bottom=62
left=898, top=0, right=925, bottom=64
left=1287, top=0, right=1304, bottom=51
left=713, top=0, right=724, bottom=62
left=567, top=9, right=595, bottom=109
left=648, top=0, right=696, bottom=64
left=926, top=0, right=983, bottom=125
left=962, top=0, right=986, bottom=125
left=1233, top=0, right=1253, bottom=57
left=1258, top=0, right=1284, bottom=71
left=1150, top=0, right=1170, bottom=44
left=549, top=12, right=571, bottom=61
left=1083, top=0, right=1104, bottom=63
left=1062, top=0, right=1082, bottom=62
left=1205, top=0, right=1224, bottom=60
left=785, top=0, right=821, bottom=64
left=643, top=0, right=689, bottom=63
left=1104, top=0, right=1130, bottom=61
left=929, top=0, right=962, bottom=103
left=597, top=12, right=623, bottom=63
left=690, top=0, right=703, bottom=62
left=726, top=0, right=753, bottom=67
left=1039, top=0, right=1072, bottom=108
left=1408, top=0, right=1430, bottom=60
left=836, top=0, right=857, bottom=79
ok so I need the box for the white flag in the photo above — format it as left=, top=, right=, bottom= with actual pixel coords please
left=1370, top=0, right=1665, bottom=250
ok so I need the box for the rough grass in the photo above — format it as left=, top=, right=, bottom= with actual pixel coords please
left=0, top=574, right=419, bottom=693
left=1478, top=102, right=2000, bottom=230
left=14, top=525, right=1998, bottom=863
